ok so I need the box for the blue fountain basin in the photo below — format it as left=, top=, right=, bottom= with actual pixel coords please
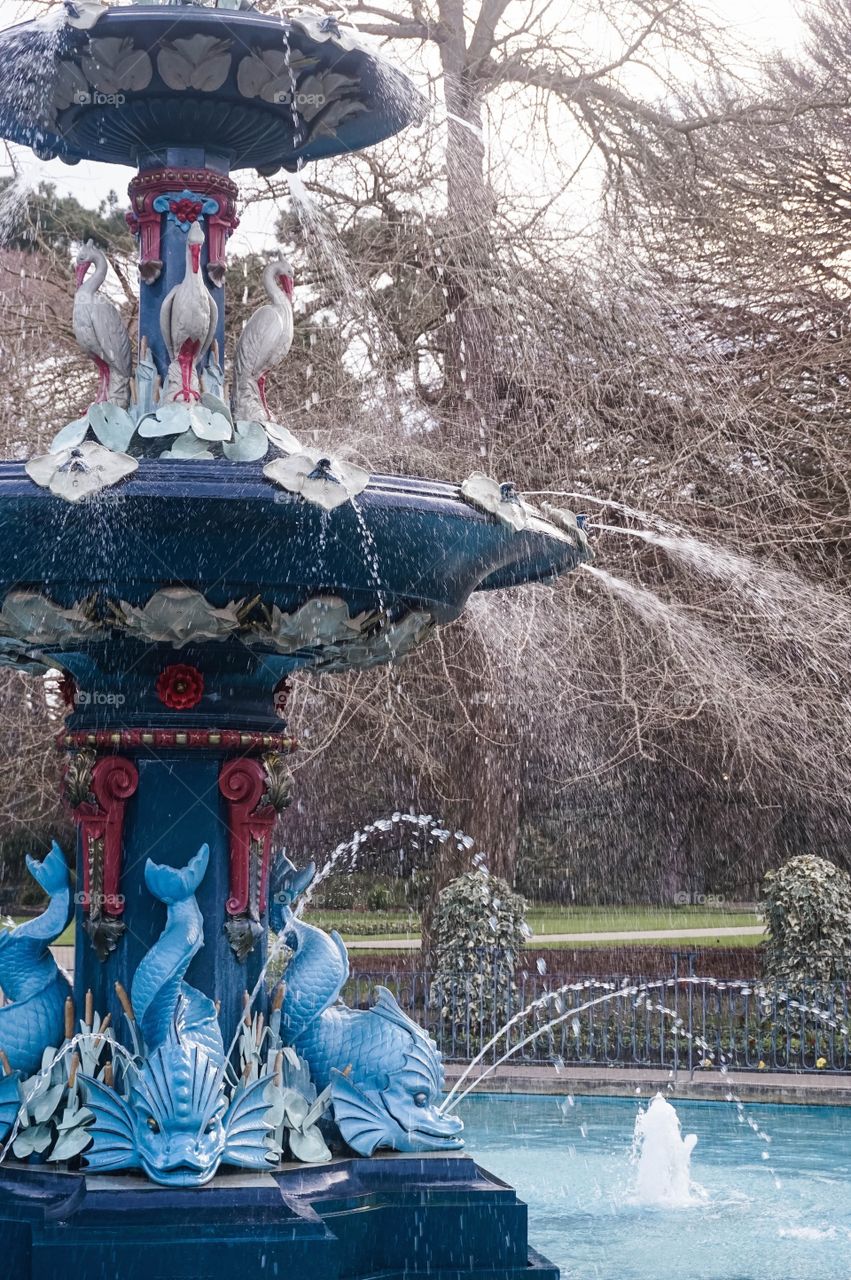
left=0, top=5, right=422, bottom=172
left=0, top=461, right=586, bottom=701
left=0, top=460, right=584, bottom=614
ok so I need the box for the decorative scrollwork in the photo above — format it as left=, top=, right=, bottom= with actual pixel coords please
left=219, top=755, right=293, bottom=960
left=68, top=755, right=139, bottom=962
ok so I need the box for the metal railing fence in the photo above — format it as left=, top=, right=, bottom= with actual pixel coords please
left=343, top=959, right=850, bottom=1073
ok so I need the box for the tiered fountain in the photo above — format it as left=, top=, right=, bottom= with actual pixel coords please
left=0, top=3, right=589, bottom=1276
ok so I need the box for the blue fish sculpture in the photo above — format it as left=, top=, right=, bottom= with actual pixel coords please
left=272, top=859, right=464, bottom=1156
left=82, top=844, right=276, bottom=1186
left=0, top=842, right=71, bottom=1078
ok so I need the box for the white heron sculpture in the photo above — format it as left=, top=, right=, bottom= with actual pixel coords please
left=232, top=257, right=294, bottom=422
left=160, top=221, right=219, bottom=403
left=73, top=240, right=133, bottom=409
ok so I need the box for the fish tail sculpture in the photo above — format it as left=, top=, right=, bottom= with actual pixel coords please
left=276, top=857, right=464, bottom=1156
left=0, top=842, right=72, bottom=1078
left=81, top=843, right=275, bottom=1186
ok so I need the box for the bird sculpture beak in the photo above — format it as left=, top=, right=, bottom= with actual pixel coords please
left=190, top=243, right=202, bottom=274
left=278, top=274, right=294, bottom=300
left=75, top=261, right=91, bottom=287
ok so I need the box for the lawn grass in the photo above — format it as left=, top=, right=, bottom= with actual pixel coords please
left=25, top=903, right=764, bottom=952
left=304, top=903, right=763, bottom=945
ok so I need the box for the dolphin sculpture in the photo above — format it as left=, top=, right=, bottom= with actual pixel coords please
left=272, top=859, right=464, bottom=1156
left=81, top=844, right=276, bottom=1186
left=0, top=842, right=72, bottom=1078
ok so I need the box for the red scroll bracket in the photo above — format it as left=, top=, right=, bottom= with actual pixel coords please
left=219, top=758, right=277, bottom=918
left=73, top=756, right=139, bottom=916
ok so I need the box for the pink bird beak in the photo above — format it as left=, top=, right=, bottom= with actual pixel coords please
left=190, top=242, right=202, bottom=274
left=75, top=261, right=91, bottom=288
left=278, top=274, right=294, bottom=300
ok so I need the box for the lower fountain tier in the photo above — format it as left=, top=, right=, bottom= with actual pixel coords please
left=0, top=1153, right=559, bottom=1280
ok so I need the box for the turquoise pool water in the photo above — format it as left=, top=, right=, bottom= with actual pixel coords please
left=458, top=1092, right=849, bottom=1279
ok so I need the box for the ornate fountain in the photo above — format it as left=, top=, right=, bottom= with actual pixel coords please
left=0, top=3, right=589, bottom=1276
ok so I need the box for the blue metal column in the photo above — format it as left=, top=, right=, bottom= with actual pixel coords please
left=130, top=148, right=234, bottom=385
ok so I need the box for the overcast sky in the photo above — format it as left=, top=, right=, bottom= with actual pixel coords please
left=1, top=0, right=807, bottom=258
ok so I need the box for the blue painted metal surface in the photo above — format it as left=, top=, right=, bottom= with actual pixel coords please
left=275, top=859, right=464, bottom=1156
left=138, top=152, right=227, bottom=383
left=0, top=462, right=586, bottom=659
left=0, top=844, right=71, bottom=1077
left=0, top=1155, right=559, bottom=1279
left=81, top=844, right=275, bottom=1186
left=73, top=753, right=265, bottom=1054
left=0, top=6, right=423, bottom=173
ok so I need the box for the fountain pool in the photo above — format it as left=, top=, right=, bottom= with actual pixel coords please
left=459, top=1094, right=850, bottom=1279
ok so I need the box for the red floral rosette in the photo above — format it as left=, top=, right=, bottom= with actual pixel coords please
left=156, top=663, right=204, bottom=711
left=169, top=197, right=203, bottom=224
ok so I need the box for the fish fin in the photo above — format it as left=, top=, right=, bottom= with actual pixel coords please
left=330, top=1069, right=389, bottom=1157
left=24, top=842, right=69, bottom=897
left=396, top=1036, right=445, bottom=1096
left=134, top=1036, right=225, bottom=1135
left=223, top=1076, right=277, bottom=1169
left=144, top=844, right=209, bottom=905
left=370, top=986, right=430, bottom=1041
left=175, top=986, right=223, bottom=1062
left=79, top=1074, right=139, bottom=1172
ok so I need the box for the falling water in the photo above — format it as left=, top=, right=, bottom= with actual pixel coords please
left=297, top=811, right=480, bottom=916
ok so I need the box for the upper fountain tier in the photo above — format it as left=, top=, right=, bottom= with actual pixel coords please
left=0, top=3, right=423, bottom=173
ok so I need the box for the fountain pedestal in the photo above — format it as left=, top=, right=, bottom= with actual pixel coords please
left=0, top=1155, right=558, bottom=1280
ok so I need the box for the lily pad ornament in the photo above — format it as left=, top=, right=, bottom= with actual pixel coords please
left=250, top=596, right=374, bottom=653
left=264, top=451, right=369, bottom=512
left=160, top=433, right=214, bottom=461
left=49, top=416, right=90, bottom=453
left=137, top=404, right=192, bottom=438
left=26, top=442, right=138, bottom=503
left=461, top=472, right=529, bottom=532
left=540, top=502, right=591, bottom=554
left=223, top=419, right=269, bottom=462
left=88, top=403, right=136, bottom=453
left=315, top=611, right=434, bottom=673
left=200, top=393, right=233, bottom=425
left=263, top=420, right=303, bottom=455
left=0, top=592, right=103, bottom=645
left=188, top=404, right=232, bottom=442
left=63, top=2, right=108, bottom=31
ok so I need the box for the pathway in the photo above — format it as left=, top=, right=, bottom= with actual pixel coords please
left=51, top=923, right=764, bottom=965
left=343, top=923, right=764, bottom=950
left=442, top=1062, right=851, bottom=1107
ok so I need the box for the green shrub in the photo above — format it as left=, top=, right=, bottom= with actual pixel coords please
left=761, top=855, right=851, bottom=986
left=429, top=870, right=528, bottom=1049
left=366, top=884, right=392, bottom=912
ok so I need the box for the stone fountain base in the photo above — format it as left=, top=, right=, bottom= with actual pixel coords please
left=0, top=1153, right=558, bottom=1279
